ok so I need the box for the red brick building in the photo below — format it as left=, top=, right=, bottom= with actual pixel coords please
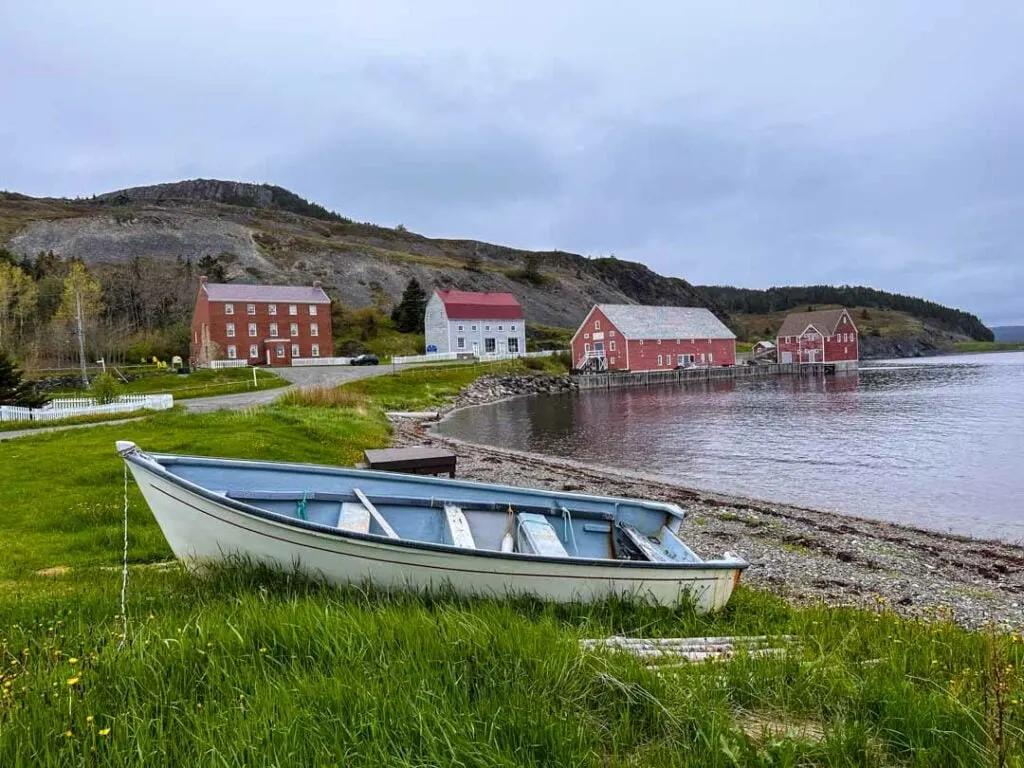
left=190, top=278, right=332, bottom=367
left=571, top=304, right=736, bottom=373
left=775, top=308, right=859, bottom=368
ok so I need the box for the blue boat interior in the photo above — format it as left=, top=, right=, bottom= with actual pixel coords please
left=154, top=454, right=706, bottom=564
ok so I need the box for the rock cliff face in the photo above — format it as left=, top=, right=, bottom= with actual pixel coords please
left=2, top=181, right=720, bottom=329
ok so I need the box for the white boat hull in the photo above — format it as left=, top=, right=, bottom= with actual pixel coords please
left=127, top=459, right=743, bottom=611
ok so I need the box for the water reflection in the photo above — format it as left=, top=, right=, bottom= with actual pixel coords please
left=440, top=353, right=1024, bottom=541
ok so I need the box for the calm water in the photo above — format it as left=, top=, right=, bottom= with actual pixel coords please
left=439, top=352, right=1024, bottom=542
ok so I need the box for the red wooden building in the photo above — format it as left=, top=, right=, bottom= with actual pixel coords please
left=190, top=277, right=332, bottom=367
left=571, top=304, right=736, bottom=373
left=775, top=308, right=859, bottom=368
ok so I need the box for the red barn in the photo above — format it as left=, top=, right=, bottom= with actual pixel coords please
left=571, top=304, right=736, bottom=373
left=190, top=277, right=332, bottom=367
left=775, top=308, right=859, bottom=369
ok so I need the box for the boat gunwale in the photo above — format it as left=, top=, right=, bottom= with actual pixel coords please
left=123, top=448, right=749, bottom=572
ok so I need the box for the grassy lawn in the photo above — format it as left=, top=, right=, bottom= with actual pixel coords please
left=1, top=364, right=1023, bottom=765
left=53, top=367, right=288, bottom=401
left=953, top=341, right=1024, bottom=353
left=0, top=410, right=160, bottom=434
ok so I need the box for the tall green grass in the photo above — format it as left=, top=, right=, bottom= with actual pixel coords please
left=2, top=566, right=1022, bottom=766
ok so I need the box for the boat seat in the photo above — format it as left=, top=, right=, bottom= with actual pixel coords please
left=443, top=504, right=476, bottom=549
left=619, top=524, right=672, bottom=562
left=516, top=513, right=569, bottom=557
left=337, top=502, right=371, bottom=534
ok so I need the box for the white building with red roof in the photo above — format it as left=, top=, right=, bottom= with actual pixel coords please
left=424, top=289, right=526, bottom=356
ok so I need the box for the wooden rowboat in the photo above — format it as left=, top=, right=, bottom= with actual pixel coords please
left=117, top=441, right=748, bottom=610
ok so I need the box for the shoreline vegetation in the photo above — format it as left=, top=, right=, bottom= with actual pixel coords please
left=2, top=359, right=1023, bottom=763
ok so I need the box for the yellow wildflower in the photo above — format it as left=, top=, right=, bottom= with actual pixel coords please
left=86, top=715, right=94, bottom=724
left=68, top=657, right=78, bottom=665
left=64, top=730, right=73, bottom=739
left=98, top=728, right=111, bottom=737
left=67, top=676, right=80, bottom=686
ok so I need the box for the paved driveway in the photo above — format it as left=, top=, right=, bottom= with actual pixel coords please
left=182, top=364, right=390, bottom=413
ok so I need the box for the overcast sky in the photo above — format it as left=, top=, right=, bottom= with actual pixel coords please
left=2, top=2, right=1022, bottom=325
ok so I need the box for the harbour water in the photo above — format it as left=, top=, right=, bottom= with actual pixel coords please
left=438, top=352, right=1024, bottom=542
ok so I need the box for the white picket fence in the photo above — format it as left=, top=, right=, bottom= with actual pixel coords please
left=392, top=349, right=566, bottom=367
left=209, top=359, right=250, bottom=370
left=0, top=394, right=174, bottom=424
left=291, top=357, right=353, bottom=367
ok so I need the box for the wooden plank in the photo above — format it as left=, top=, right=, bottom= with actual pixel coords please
left=353, top=488, right=399, bottom=539
left=443, top=504, right=476, bottom=549
left=619, top=524, right=672, bottom=562
left=337, top=502, right=371, bottom=534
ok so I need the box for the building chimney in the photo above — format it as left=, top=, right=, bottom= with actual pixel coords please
left=200, top=275, right=208, bottom=284
left=312, top=280, right=321, bottom=289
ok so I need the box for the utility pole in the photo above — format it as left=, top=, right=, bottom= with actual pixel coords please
left=75, top=290, right=88, bottom=388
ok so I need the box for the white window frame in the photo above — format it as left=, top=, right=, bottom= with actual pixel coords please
left=507, top=337, right=519, bottom=353
left=595, top=320, right=601, bottom=330
left=247, top=304, right=256, bottom=315
left=309, top=305, right=318, bottom=316
left=609, top=330, right=615, bottom=337
left=471, top=325, right=478, bottom=331
left=249, top=344, right=259, bottom=359
left=276, top=345, right=285, bottom=358
left=269, top=323, right=279, bottom=338
left=291, top=344, right=300, bottom=357
left=584, top=333, right=590, bottom=340
left=498, top=325, right=504, bottom=331
left=610, top=357, right=616, bottom=365
left=484, top=325, right=491, bottom=331
left=657, top=355, right=663, bottom=365
left=248, top=323, right=258, bottom=338
left=224, top=303, right=234, bottom=315
left=226, top=323, right=235, bottom=338
left=510, top=324, right=517, bottom=331
left=457, top=337, right=466, bottom=350
left=227, top=345, right=237, bottom=359
left=310, top=323, right=319, bottom=337
left=290, top=323, right=299, bottom=337
left=268, top=304, right=277, bottom=316
left=311, top=344, right=320, bottom=357
left=484, top=337, right=496, bottom=353
left=609, top=340, right=616, bottom=352
left=457, top=325, right=464, bottom=332
left=289, top=304, right=298, bottom=316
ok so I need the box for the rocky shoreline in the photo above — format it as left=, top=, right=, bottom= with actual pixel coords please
left=391, top=373, right=1024, bottom=629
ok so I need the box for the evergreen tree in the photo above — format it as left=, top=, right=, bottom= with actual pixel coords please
left=0, top=351, right=47, bottom=407
left=391, top=279, right=427, bottom=333
left=197, top=255, right=227, bottom=282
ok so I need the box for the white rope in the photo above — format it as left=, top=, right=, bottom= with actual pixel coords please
left=119, top=462, right=130, bottom=649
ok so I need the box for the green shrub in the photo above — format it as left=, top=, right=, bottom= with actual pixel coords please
left=89, top=372, right=121, bottom=404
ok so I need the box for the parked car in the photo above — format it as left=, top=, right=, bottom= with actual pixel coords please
left=351, top=354, right=380, bottom=366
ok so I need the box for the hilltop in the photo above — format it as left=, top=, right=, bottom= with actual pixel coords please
left=0, top=180, right=992, bottom=361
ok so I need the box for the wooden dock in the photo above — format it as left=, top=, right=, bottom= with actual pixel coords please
left=573, top=363, right=837, bottom=390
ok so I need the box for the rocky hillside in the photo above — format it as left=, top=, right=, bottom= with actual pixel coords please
left=0, top=182, right=718, bottom=329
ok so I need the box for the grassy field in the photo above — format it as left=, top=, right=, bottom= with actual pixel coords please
left=52, top=367, right=288, bottom=400
left=0, top=410, right=159, bottom=434
left=953, top=341, right=1024, bottom=353
left=2, top=363, right=1023, bottom=765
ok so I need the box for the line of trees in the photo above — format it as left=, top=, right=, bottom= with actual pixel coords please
left=698, top=284, right=993, bottom=341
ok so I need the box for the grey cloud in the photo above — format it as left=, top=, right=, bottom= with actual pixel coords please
left=2, top=0, right=1023, bottom=324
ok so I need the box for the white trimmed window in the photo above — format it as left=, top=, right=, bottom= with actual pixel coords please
left=290, top=323, right=299, bottom=337
left=585, top=343, right=591, bottom=353
left=584, top=333, right=590, bottom=339
left=609, top=340, right=616, bottom=352
left=309, top=305, right=318, bottom=316
left=227, top=345, right=237, bottom=359
left=471, top=325, right=478, bottom=331
left=457, top=337, right=465, bottom=350
left=457, top=325, right=464, bottom=332
left=289, top=304, right=297, bottom=315
left=657, top=355, right=663, bottom=365
left=610, top=357, right=616, bottom=365
left=268, top=304, right=277, bottom=315
left=677, top=354, right=684, bottom=366
left=310, top=323, right=319, bottom=337
left=269, top=323, right=279, bottom=338
left=609, top=330, right=615, bottom=337
left=510, top=324, right=517, bottom=331
left=484, top=338, right=496, bottom=353
left=225, top=303, right=234, bottom=315
left=484, top=325, right=491, bottom=331
left=226, top=323, right=235, bottom=338
left=247, top=304, right=256, bottom=315
left=498, top=325, right=504, bottom=331
left=311, top=344, right=320, bottom=357
left=276, top=345, right=285, bottom=358
left=291, top=344, right=300, bottom=357
left=248, top=323, right=258, bottom=337
left=249, top=344, right=258, bottom=358
left=595, top=320, right=601, bottom=330
left=507, top=337, right=519, bottom=353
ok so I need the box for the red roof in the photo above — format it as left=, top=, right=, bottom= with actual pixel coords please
left=436, top=290, right=523, bottom=320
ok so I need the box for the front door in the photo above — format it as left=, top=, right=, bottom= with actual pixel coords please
left=472, top=342, right=479, bottom=356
